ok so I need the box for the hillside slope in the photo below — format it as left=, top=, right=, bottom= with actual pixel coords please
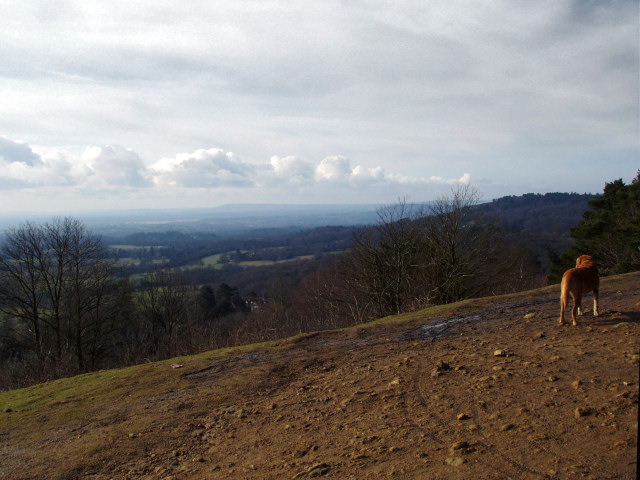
left=1, top=272, right=638, bottom=480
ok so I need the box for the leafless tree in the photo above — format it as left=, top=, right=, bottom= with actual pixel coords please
left=136, top=270, right=194, bottom=359
left=0, top=218, right=127, bottom=382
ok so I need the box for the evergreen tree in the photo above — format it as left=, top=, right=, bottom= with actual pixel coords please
left=549, top=171, right=640, bottom=283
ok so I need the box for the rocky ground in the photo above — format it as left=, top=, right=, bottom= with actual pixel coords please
left=1, top=272, right=638, bottom=480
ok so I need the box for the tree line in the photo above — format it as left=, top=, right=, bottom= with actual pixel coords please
left=2, top=177, right=637, bottom=390
left=0, top=219, right=251, bottom=389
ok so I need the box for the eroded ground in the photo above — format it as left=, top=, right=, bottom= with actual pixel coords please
left=1, top=273, right=638, bottom=479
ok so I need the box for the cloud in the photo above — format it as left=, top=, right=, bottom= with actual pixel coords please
left=0, top=1, right=635, bottom=211
left=315, top=154, right=471, bottom=188
left=268, top=155, right=314, bottom=184
left=0, top=137, right=72, bottom=188
left=82, top=145, right=151, bottom=188
left=0, top=136, right=474, bottom=210
left=315, top=156, right=352, bottom=181
left=150, top=148, right=256, bottom=188
left=0, top=136, right=42, bottom=167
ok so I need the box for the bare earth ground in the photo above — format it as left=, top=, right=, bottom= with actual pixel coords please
left=1, top=272, right=638, bottom=480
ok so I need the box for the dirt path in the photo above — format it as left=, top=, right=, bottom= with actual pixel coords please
left=1, top=273, right=638, bottom=479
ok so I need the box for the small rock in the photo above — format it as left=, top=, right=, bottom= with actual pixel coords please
left=388, top=377, right=402, bottom=387
left=493, top=349, right=506, bottom=357
left=294, top=463, right=330, bottom=478
left=436, top=360, right=451, bottom=370
left=457, top=413, right=470, bottom=421
left=574, top=407, right=592, bottom=418
left=524, top=313, right=536, bottom=319
left=548, top=375, right=558, bottom=382
left=445, top=456, right=465, bottom=466
left=450, top=441, right=468, bottom=451
left=572, top=380, right=582, bottom=389
left=500, top=423, right=515, bottom=431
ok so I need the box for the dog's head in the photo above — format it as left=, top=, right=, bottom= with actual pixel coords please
left=576, top=255, right=595, bottom=268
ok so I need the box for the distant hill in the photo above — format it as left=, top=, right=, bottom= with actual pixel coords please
left=478, top=192, right=593, bottom=234
left=477, top=192, right=594, bottom=269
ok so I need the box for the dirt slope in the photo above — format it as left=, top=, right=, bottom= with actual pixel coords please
left=1, top=272, right=638, bottom=480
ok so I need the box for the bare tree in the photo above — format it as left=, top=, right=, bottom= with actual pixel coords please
left=137, top=270, right=194, bottom=359
left=0, top=222, right=49, bottom=377
left=0, top=218, right=127, bottom=381
left=424, top=185, right=484, bottom=304
left=351, top=198, right=430, bottom=317
left=345, top=186, right=539, bottom=315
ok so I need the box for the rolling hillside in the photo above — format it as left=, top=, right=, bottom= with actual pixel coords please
left=1, top=272, right=638, bottom=479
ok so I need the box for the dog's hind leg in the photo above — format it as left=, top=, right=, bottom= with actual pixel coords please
left=559, top=288, right=568, bottom=325
left=593, top=288, right=599, bottom=317
left=571, top=293, right=582, bottom=326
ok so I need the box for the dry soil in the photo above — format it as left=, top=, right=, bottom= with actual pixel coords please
left=1, top=272, right=638, bottom=479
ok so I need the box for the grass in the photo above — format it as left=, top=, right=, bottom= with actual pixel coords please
left=0, top=338, right=284, bottom=443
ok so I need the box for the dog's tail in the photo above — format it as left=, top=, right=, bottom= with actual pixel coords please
left=559, top=273, right=569, bottom=323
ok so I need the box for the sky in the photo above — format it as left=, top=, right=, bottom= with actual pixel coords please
left=0, top=0, right=638, bottom=214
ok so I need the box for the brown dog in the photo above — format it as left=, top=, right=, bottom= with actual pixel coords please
left=559, top=255, right=600, bottom=326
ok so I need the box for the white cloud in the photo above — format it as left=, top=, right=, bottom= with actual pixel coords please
left=0, top=136, right=476, bottom=210
left=0, top=137, right=72, bottom=188
left=315, top=156, right=352, bottom=181
left=150, top=148, right=256, bottom=188
left=268, top=155, right=314, bottom=184
left=81, top=145, right=150, bottom=188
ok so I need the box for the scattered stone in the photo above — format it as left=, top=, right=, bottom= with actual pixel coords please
left=388, top=377, right=402, bottom=387
left=548, top=375, right=558, bottom=382
left=436, top=360, right=451, bottom=370
left=500, top=423, right=515, bottom=432
left=457, top=413, right=470, bottom=421
left=493, top=349, right=507, bottom=357
left=431, top=360, right=451, bottom=377
left=524, top=313, right=536, bottom=319
left=575, top=407, right=592, bottom=418
left=572, top=380, right=582, bottom=389
left=450, top=441, right=474, bottom=455
left=445, top=456, right=465, bottom=466
left=294, top=463, right=330, bottom=478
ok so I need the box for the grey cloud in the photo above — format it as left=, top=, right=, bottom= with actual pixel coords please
left=0, top=136, right=42, bottom=166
